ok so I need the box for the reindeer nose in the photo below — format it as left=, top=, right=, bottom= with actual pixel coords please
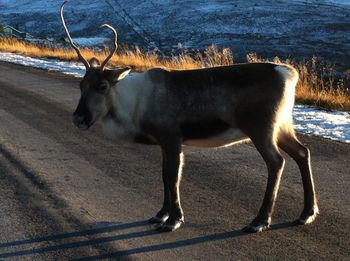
left=72, top=113, right=85, bottom=128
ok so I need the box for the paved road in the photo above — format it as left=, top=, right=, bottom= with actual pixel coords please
left=0, top=61, right=349, bottom=260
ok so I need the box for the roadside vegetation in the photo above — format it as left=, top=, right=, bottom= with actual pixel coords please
left=0, top=37, right=349, bottom=111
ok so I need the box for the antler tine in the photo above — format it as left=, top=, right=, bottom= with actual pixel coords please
left=100, top=24, right=118, bottom=70
left=60, top=1, right=90, bottom=70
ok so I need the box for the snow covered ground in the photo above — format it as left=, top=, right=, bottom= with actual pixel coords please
left=74, top=37, right=109, bottom=46
left=0, top=51, right=349, bottom=144
left=325, top=0, right=350, bottom=5
left=0, top=52, right=85, bottom=77
left=293, top=105, right=350, bottom=143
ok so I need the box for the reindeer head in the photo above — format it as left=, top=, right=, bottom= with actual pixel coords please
left=61, top=1, right=131, bottom=129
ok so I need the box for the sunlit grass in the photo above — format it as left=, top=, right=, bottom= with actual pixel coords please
left=0, top=37, right=205, bottom=71
left=295, top=60, right=350, bottom=111
left=0, top=37, right=349, bottom=111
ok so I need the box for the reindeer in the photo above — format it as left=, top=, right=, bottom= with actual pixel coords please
left=61, top=1, right=318, bottom=232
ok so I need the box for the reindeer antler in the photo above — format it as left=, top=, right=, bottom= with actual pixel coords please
left=100, top=24, right=118, bottom=70
left=60, top=1, right=90, bottom=69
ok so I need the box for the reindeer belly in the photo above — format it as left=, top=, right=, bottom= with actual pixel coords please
left=181, top=120, right=248, bottom=148
left=183, top=129, right=247, bottom=147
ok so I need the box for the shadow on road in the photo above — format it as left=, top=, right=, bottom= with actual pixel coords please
left=0, top=220, right=154, bottom=259
left=0, top=220, right=150, bottom=249
left=0, top=220, right=296, bottom=259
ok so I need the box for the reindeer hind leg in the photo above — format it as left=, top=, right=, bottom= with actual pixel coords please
left=278, top=130, right=319, bottom=225
left=243, top=129, right=286, bottom=233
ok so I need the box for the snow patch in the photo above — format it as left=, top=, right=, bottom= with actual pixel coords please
left=293, top=105, right=350, bottom=143
left=0, top=52, right=85, bottom=77
left=325, top=0, right=350, bottom=6
left=0, top=51, right=349, bottom=144
left=74, top=37, right=108, bottom=46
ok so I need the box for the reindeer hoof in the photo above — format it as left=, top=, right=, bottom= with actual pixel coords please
left=243, top=223, right=270, bottom=233
left=243, top=219, right=270, bottom=233
left=294, top=205, right=319, bottom=225
left=157, top=219, right=184, bottom=232
left=149, top=214, right=169, bottom=224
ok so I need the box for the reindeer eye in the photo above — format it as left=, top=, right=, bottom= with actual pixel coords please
left=96, top=82, right=109, bottom=92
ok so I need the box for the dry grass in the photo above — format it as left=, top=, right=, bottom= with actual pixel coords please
left=295, top=59, right=350, bottom=111
left=0, top=37, right=209, bottom=71
left=0, top=37, right=349, bottom=111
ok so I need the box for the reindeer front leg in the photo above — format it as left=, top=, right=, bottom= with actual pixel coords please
left=149, top=169, right=171, bottom=224
left=150, top=137, right=185, bottom=232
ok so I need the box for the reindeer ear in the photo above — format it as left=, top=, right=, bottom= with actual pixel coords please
left=104, top=68, right=131, bottom=84
left=116, top=68, right=131, bottom=81
left=89, top=57, right=100, bottom=68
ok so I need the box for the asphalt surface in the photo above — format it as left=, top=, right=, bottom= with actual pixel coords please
left=0, top=61, right=349, bottom=260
